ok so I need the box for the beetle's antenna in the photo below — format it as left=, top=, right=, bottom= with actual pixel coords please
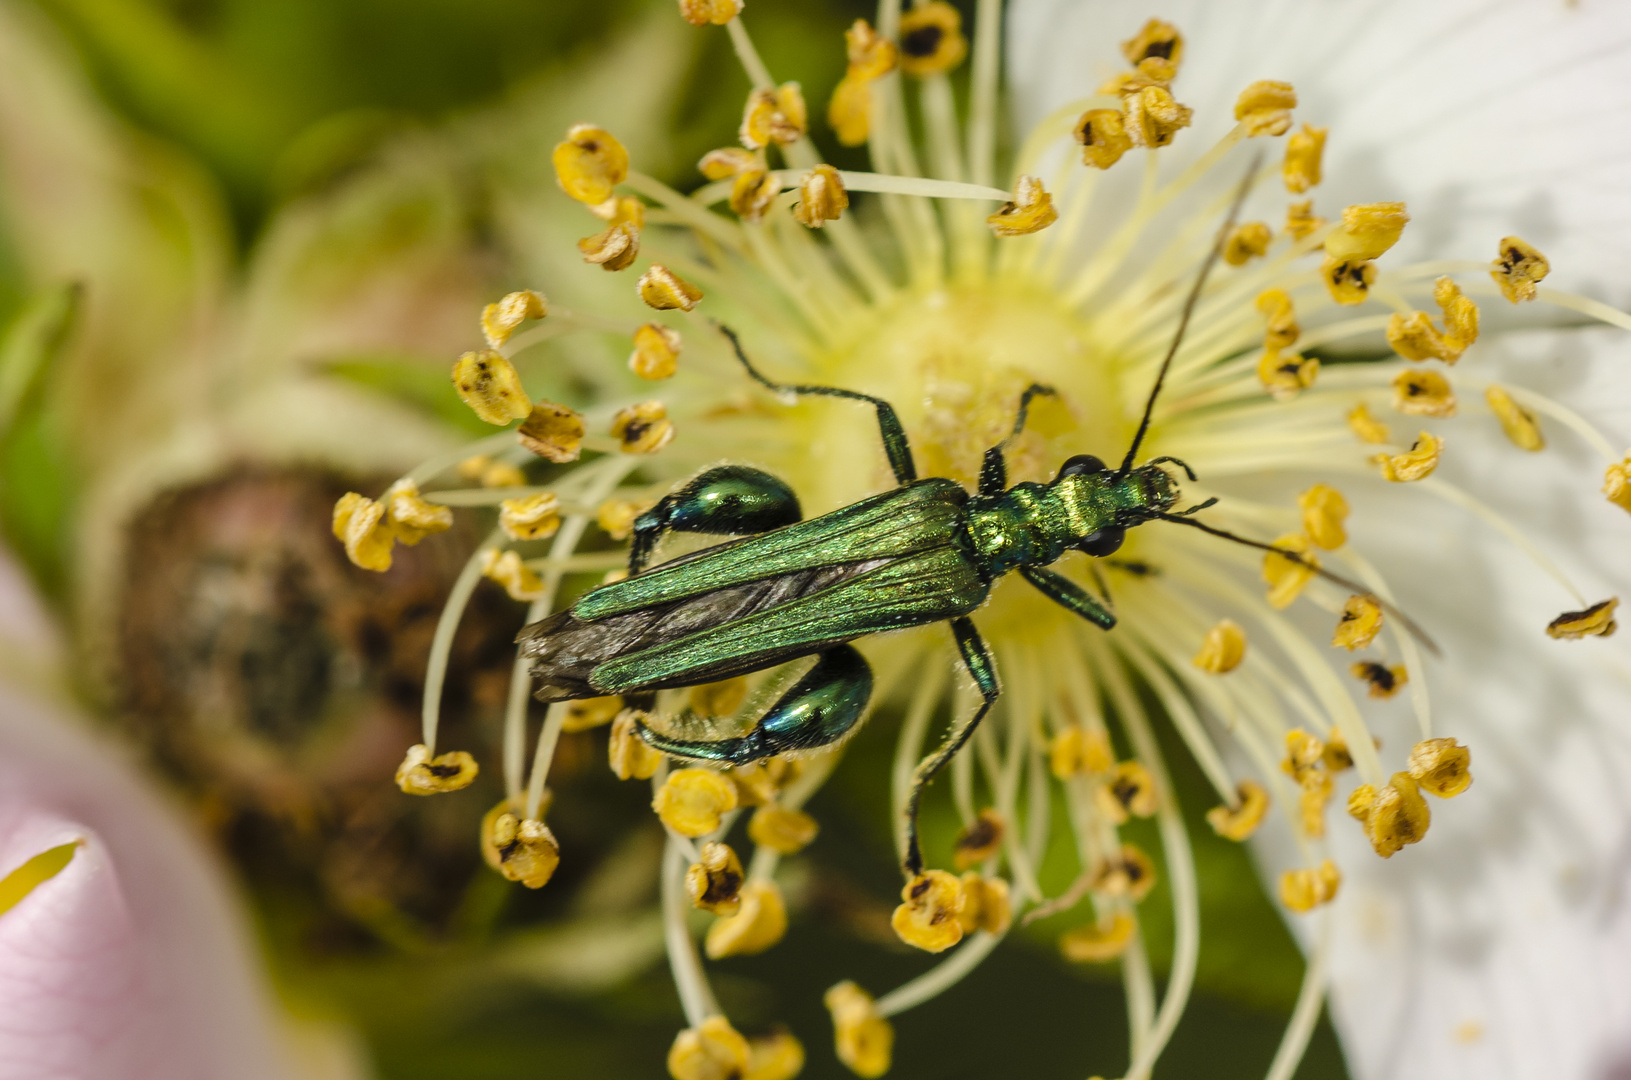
left=1149, top=510, right=1441, bottom=657
left=1115, top=151, right=1263, bottom=481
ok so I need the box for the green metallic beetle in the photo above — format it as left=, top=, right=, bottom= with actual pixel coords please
left=519, top=161, right=1406, bottom=875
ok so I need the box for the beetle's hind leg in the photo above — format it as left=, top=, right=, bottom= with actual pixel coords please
left=636, top=645, right=875, bottom=765
left=628, top=464, right=802, bottom=573
left=903, top=617, right=1000, bottom=878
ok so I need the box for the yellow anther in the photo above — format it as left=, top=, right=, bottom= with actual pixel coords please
left=1256, top=288, right=1299, bottom=350
left=1332, top=594, right=1385, bottom=650
left=562, top=695, right=623, bottom=733
left=1358, top=772, right=1431, bottom=858
left=609, top=709, right=663, bottom=780
left=1282, top=124, right=1327, bottom=193
left=1098, top=62, right=1173, bottom=99
left=627, top=323, right=682, bottom=381
left=698, top=146, right=759, bottom=180
left=1298, top=484, right=1349, bottom=550
left=1387, top=278, right=1478, bottom=363
left=1096, top=760, right=1158, bottom=824
left=1074, top=108, right=1133, bottom=170
left=1223, top=221, right=1273, bottom=266
left=706, top=880, right=787, bottom=958
left=484, top=460, right=526, bottom=488
left=1321, top=255, right=1377, bottom=305
left=1322, top=729, right=1356, bottom=772
left=612, top=400, right=677, bottom=454
left=1193, top=618, right=1247, bottom=674
left=1094, top=845, right=1156, bottom=902
left=1282, top=728, right=1326, bottom=781
left=749, top=805, right=820, bottom=855
left=1299, top=768, right=1333, bottom=839
left=638, top=265, right=704, bottom=311
left=596, top=498, right=647, bottom=541
left=553, top=124, right=628, bottom=206
left=1351, top=660, right=1408, bottom=699
left=740, top=83, right=807, bottom=150
left=395, top=743, right=478, bottom=795
left=1262, top=533, right=1318, bottom=609
left=1049, top=726, right=1113, bottom=778
left=898, top=2, right=967, bottom=77
left=987, top=175, right=1057, bottom=237
left=846, top=18, right=898, bottom=78
left=668, top=1016, right=750, bottom=1080
left=1279, top=859, right=1341, bottom=913
left=333, top=492, right=395, bottom=571
left=1604, top=457, right=1631, bottom=512
left=517, top=400, right=585, bottom=463
left=1120, top=18, right=1183, bottom=74
left=1490, top=236, right=1549, bottom=303
left=480, top=549, right=545, bottom=602
left=1325, top=202, right=1409, bottom=262
left=688, top=676, right=746, bottom=718
left=1435, top=276, right=1479, bottom=351
left=794, top=164, right=848, bottom=228
left=1347, top=402, right=1392, bottom=445
left=677, top=0, right=742, bottom=26
left=498, top=491, right=562, bottom=541
left=1059, top=912, right=1136, bottom=963
left=1206, top=780, right=1270, bottom=841
left=452, top=349, right=532, bottom=425
left=951, top=807, right=1005, bottom=870
left=729, top=758, right=798, bottom=807
left=1257, top=348, right=1319, bottom=401
left=1373, top=431, right=1443, bottom=482
left=729, top=168, right=780, bottom=222
left=1234, top=80, right=1297, bottom=137
left=891, top=870, right=966, bottom=952
left=746, top=1032, right=804, bottom=1080
left=481, top=289, right=548, bottom=348
left=827, top=75, right=873, bottom=147
left=956, top=873, right=1012, bottom=935
left=1392, top=369, right=1458, bottom=418
left=578, top=209, right=642, bottom=272
left=1407, top=738, right=1472, bottom=798
left=1123, top=85, right=1193, bottom=149
left=480, top=802, right=560, bottom=889
left=825, top=982, right=893, bottom=1079
left=1546, top=598, right=1619, bottom=639
left=686, top=841, right=745, bottom=916
left=655, top=767, right=739, bottom=836
left=1285, top=199, right=1326, bottom=241
left=1485, top=386, right=1544, bottom=451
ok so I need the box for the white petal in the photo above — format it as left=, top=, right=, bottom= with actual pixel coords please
left=1008, top=0, right=1631, bottom=290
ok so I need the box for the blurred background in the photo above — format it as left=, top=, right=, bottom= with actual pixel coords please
left=0, top=0, right=1349, bottom=1075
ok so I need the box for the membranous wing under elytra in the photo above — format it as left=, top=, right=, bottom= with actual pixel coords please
left=519, top=478, right=990, bottom=700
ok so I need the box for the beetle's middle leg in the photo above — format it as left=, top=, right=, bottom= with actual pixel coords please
left=628, top=464, right=803, bottom=573
left=902, top=616, right=1000, bottom=877
left=978, top=383, right=1058, bottom=497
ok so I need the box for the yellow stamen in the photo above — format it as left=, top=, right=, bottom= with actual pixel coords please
left=746, top=1032, right=804, bottom=1080
left=987, top=175, right=1058, bottom=237
left=698, top=146, right=758, bottom=180
left=552, top=124, right=628, bottom=206
left=1059, top=912, right=1136, bottom=963
left=1094, top=845, right=1156, bottom=902
left=1485, top=386, right=1545, bottom=451
left=1234, top=80, right=1296, bottom=137
left=639, top=265, right=705, bottom=311
left=518, top=400, right=586, bottom=463
left=480, top=802, right=560, bottom=889
left=740, top=83, right=808, bottom=150
left=1049, top=726, right=1113, bottom=778
left=395, top=743, right=478, bottom=795
left=707, top=880, right=788, bottom=958
left=1324, top=201, right=1409, bottom=262
left=1193, top=618, right=1247, bottom=674
left=1386, top=278, right=1479, bottom=363
left=1223, top=221, right=1273, bottom=266
left=655, top=767, right=739, bottom=836
left=481, top=289, right=548, bottom=348
left=1263, top=533, right=1318, bottom=609
left=467, top=457, right=526, bottom=488
left=1321, top=255, right=1377, bottom=305
left=1074, top=108, right=1133, bottom=170
left=825, top=982, right=893, bottom=1079
left=333, top=492, right=394, bottom=571
left=898, top=2, right=968, bottom=77
left=1391, top=369, right=1458, bottom=418
left=686, top=840, right=746, bottom=916
left=951, top=807, right=1005, bottom=870
left=1285, top=199, right=1326, bottom=240
left=1123, top=85, right=1193, bottom=149
left=676, top=0, right=742, bottom=26
left=1120, top=18, right=1183, bottom=75
left=1373, top=432, right=1443, bottom=482
left=1407, top=738, right=1472, bottom=798
left=1097, top=760, right=1159, bottom=823
left=1299, top=768, right=1333, bottom=838
left=1257, top=348, right=1319, bottom=400
left=1322, top=730, right=1356, bottom=772
left=597, top=498, right=648, bottom=541
left=1347, top=402, right=1391, bottom=444
left=1206, top=780, right=1270, bottom=841
left=827, top=75, right=873, bottom=147
left=668, top=1016, right=750, bottom=1080
left=956, top=873, right=1013, bottom=935
left=1256, top=288, right=1299, bottom=349
left=609, top=710, right=663, bottom=780
left=562, top=696, right=623, bottom=733
left=748, top=805, right=820, bottom=854
left=1298, top=483, right=1349, bottom=549
left=579, top=198, right=643, bottom=272
left=1490, top=235, right=1550, bottom=303
left=452, top=349, right=532, bottom=425
left=846, top=19, right=897, bottom=79
left=1546, top=598, right=1619, bottom=639
left=1350, top=660, right=1407, bottom=699
left=1282, top=124, right=1327, bottom=193
left=499, top=492, right=563, bottom=541
left=729, top=168, right=781, bottom=221
left=1332, top=594, right=1384, bottom=650
left=794, top=164, right=849, bottom=228
left=612, top=400, right=677, bottom=454
left=1279, top=860, right=1340, bottom=913
left=1282, top=728, right=1325, bottom=781
left=1603, top=456, right=1631, bottom=512
left=891, top=870, right=966, bottom=953
left=1355, top=772, right=1431, bottom=858
left=481, top=549, right=545, bottom=601
left=631, top=323, right=682, bottom=380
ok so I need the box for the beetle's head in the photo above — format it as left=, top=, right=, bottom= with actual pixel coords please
left=1049, top=454, right=1184, bottom=557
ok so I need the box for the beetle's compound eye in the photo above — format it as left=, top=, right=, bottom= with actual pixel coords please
left=1056, top=454, right=1108, bottom=480
left=1079, top=525, right=1126, bottom=557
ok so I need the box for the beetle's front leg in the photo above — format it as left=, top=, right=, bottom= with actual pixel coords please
left=903, top=617, right=1000, bottom=878
left=635, top=645, right=874, bottom=765
left=628, top=464, right=802, bottom=573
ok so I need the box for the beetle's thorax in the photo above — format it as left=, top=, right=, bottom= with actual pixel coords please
left=964, top=466, right=1178, bottom=578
